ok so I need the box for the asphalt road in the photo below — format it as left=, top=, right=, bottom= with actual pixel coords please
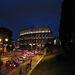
left=7, top=55, right=44, bottom=75
left=1, top=52, right=22, bottom=75
left=1, top=52, right=44, bottom=75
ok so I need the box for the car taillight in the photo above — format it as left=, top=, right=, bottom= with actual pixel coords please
left=10, top=64, right=11, bottom=66
left=13, top=64, right=16, bottom=67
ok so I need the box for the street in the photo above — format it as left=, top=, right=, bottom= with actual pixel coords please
left=7, top=55, right=44, bottom=75
left=1, top=52, right=44, bottom=75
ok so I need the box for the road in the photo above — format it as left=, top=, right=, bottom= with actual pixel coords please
left=7, top=55, right=44, bottom=75
left=1, top=56, right=13, bottom=75
left=1, top=52, right=23, bottom=75
left=1, top=52, right=44, bottom=75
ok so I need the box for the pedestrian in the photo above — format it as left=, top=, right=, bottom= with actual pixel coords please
left=29, top=56, right=32, bottom=69
left=25, top=63, right=30, bottom=74
left=19, top=68, right=22, bottom=75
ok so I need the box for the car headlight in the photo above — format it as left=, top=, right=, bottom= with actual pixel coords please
left=23, top=57, right=25, bottom=58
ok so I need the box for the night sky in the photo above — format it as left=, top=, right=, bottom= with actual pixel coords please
left=0, top=0, right=63, bottom=41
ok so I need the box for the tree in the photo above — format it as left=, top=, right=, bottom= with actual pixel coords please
left=44, top=42, right=52, bottom=54
left=59, top=0, right=75, bottom=53
left=0, top=27, right=13, bottom=52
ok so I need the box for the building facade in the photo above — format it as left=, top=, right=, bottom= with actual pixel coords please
left=19, top=26, right=54, bottom=50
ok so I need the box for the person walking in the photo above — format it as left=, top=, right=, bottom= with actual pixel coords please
left=19, top=68, right=22, bottom=75
left=29, top=56, right=32, bottom=69
left=25, top=63, right=30, bottom=74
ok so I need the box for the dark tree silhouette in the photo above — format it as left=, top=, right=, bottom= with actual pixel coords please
left=59, top=0, right=75, bottom=53
left=44, top=42, right=52, bottom=54
left=0, top=27, right=13, bottom=51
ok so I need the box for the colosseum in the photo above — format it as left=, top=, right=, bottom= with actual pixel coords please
left=19, top=26, right=54, bottom=50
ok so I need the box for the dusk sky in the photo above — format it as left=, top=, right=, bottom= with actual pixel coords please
left=0, top=0, right=63, bottom=41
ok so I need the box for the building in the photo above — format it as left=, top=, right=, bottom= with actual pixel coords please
left=19, top=26, right=54, bottom=50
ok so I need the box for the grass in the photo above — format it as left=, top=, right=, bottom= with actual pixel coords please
left=30, top=53, right=75, bottom=75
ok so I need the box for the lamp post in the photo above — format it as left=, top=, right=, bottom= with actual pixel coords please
left=9, top=44, right=12, bottom=52
left=3, top=38, right=8, bottom=55
left=29, top=43, right=32, bottom=50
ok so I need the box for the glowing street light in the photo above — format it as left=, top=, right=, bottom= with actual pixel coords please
left=3, top=38, right=8, bottom=53
left=5, top=38, right=8, bottom=41
left=29, top=43, right=32, bottom=50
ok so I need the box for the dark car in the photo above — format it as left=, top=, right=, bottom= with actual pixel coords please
left=9, top=61, right=19, bottom=68
left=5, top=60, right=11, bottom=66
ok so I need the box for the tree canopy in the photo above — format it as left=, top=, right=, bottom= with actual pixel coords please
left=0, top=27, right=13, bottom=41
left=59, top=0, right=75, bottom=53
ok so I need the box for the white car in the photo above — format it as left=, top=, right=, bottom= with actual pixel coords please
left=19, top=56, right=24, bottom=64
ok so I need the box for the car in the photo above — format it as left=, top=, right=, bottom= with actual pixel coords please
left=21, top=55, right=26, bottom=61
left=9, top=61, right=19, bottom=68
left=13, top=56, right=25, bottom=64
left=5, top=60, right=11, bottom=66
left=19, top=56, right=24, bottom=64
left=13, top=57, right=19, bottom=63
left=28, top=51, right=35, bottom=57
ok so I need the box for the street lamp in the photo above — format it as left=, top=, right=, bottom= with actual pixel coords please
left=29, top=43, right=32, bottom=50
left=3, top=38, right=8, bottom=54
left=9, top=44, right=12, bottom=52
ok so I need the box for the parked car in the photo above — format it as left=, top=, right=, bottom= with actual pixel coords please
left=9, top=61, right=19, bottom=68
left=5, top=60, right=11, bottom=66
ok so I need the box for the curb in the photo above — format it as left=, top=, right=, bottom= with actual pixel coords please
left=27, top=55, right=44, bottom=75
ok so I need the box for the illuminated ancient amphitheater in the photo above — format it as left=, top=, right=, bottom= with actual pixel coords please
left=19, top=26, right=54, bottom=50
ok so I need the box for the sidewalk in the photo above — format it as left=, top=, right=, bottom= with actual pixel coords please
left=27, top=55, right=44, bottom=75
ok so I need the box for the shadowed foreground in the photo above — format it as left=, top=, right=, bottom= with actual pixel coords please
left=30, top=53, right=75, bottom=75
